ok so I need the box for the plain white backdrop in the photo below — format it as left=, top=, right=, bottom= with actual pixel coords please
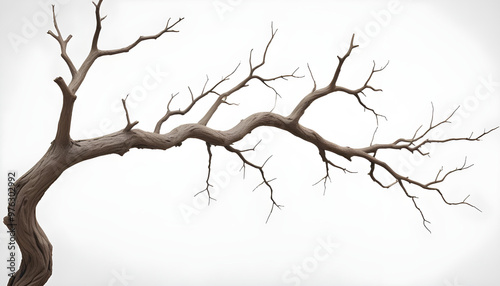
left=1, top=0, right=500, bottom=285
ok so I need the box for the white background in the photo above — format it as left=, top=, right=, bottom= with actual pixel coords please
left=1, top=0, right=500, bottom=285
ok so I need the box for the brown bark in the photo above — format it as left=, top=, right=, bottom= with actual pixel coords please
left=4, top=1, right=497, bottom=285
left=5, top=145, right=72, bottom=285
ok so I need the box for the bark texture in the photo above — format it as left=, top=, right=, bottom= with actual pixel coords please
left=6, top=146, right=66, bottom=285
left=4, top=1, right=496, bottom=285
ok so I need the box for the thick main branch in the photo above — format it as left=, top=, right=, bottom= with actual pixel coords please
left=53, top=77, right=76, bottom=146
left=9, top=4, right=497, bottom=284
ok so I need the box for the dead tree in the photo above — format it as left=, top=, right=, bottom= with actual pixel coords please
left=4, top=1, right=497, bottom=285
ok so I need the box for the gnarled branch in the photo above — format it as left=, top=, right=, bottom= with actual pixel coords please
left=53, top=77, right=76, bottom=146
left=7, top=4, right=498, bottom=285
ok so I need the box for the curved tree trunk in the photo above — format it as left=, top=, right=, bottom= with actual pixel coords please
left=5, top=2, right=494, bottom=285
left=5, top=145, right=69, bottom=286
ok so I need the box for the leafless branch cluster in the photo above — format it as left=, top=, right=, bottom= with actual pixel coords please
left=363, top=105, right=496, bottom=231
left=45, top=1, right=496, bottom=230
left=46, top=0, right=182, bottom=146
left=6, top=1, right=497, bottom=285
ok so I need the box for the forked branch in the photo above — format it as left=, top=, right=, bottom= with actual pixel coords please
left=10, top=10, right=499, bottom=285
left=121, top=95, right=139, bottom=132
left=154, top=64, right=241, bottom=133
left=224, top=145, right=282, bottom=222
left=288, top=34, right=387, bottom=124
left=48, top=5, right=77, bottom=78
left=361, top=105, right=499, bottom=155
left=330, top=34, right=359, bottom=87
left=47, top=0, right=182, bottom=145
left=313, top=148, right=356, bottom=195
left=198, top=23, right=301, bottom=126
left=90, top=0, right=183, bottom=57
left=97, top=17, right=184, bottom=56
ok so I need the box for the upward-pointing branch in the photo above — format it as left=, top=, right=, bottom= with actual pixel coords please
left=65, top=0, right=183, bottom=93
left=198, top=23, right=301, bottom=126
left=53, top=77, right=76, bottom=146
left=96, top=17, right=184, bottom=57
left=47, top=5, right=77, bottom=78
left=288, top=34, right=384, bottom=123
left=47, top=0, right=183, bottom=144
left=330, top=34, right=359, bottom=87
left=90, top=0, right=183, bottom=58
left=91, top=0, right=105, bottom=51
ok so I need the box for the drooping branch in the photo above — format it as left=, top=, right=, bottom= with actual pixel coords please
left=65, top=104, right=494, bottom=231
left=365, top=152, right=481, bottom=232
left=224, top=145, right=281, bottom=222
left=313, top=148, right=356, bottom=195
left=194, top=142, right=216, bottom=205
left=333, top=60, right=389, bottom=124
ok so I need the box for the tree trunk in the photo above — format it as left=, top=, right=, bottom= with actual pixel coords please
left=5, top=144, right=70, bottom=286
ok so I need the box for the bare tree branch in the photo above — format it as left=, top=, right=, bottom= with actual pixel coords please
left=97, top=17, right=184, bottom=56
left=66, top=107, right=490, bottom=231
left=121, top=94, right=139, bottom=132
left=361, top=106, right=499, bottom=155
left=47, top=5, right=77, bottom=78
left=45, top=0, right=183, bottom=149
left=53, top=77, right=76, bottom=146
left=91, top=0, right=104, bottom=51
left=307, top=63, right=317, bottom=92
left=330, top=34, right=359, bottom=87
left=224, top=145, right=282, bottom=222
left=154, top=64, right=241, bottom=133
left=313, top=148, right=356, bottom=195
left=362, top=150, right=482, bottom=232
left=194, top=143, right=216, bottom=205
left=328, top=60, right=389, bottom=125
left=89, top=0, right=183, bottom=57
left=288, top=35, right=387, bottom=125
left=198, top=23, right=301, bottom=126
left=45, top=16, right=498, bottom=237
left=65, top=1, right=183, bottom=92
left=8, top=6, right=499, bottom=284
